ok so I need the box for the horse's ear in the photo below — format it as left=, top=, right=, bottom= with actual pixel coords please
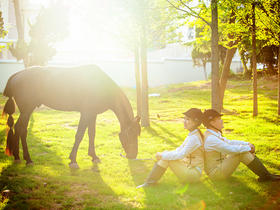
left=134, top=116, right=141, bottom=123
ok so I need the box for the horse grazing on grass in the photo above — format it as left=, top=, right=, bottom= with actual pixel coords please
left=2, top=65, right=141, bottom=168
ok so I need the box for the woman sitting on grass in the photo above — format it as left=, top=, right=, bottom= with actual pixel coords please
left=137, top=108, right=205, bottom=188
left=203, top=109, right=280, bottom=182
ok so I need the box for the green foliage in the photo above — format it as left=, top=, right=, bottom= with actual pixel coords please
left=190, top=37, right=211, bottom=69
left=0, top=11, right=7, bottom=38
left=120, top=0, right=172, bottom=51
left=0, top=11, right=8, bottom=52
left=0, top=78, right=280, bottom=209
left=167, top=0, right=280, bottom=75
left=10, top=2, right=69, bottom=66
left=85, top=0, right=171, bottom=52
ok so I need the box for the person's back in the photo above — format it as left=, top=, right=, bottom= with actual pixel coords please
left=202, top=109, right=280, bottom=182
left=137, top=108, right=205, bottom=188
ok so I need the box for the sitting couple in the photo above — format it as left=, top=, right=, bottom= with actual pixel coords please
left=137, top=108, right=280, bottom=188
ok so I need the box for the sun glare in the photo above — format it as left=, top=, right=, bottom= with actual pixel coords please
left=28, top=0, right=130, bottom=62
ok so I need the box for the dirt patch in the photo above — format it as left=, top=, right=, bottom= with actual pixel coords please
left=226, top=83, right=250, bottom=89
left=168, top=82, right=211, bottom=92
left=99, top=119, right=115, bottom=124
left=222, top=109, right=240, bottom=116
left=269, top=96, right=278, bottom=100
left=259, top=187, right=280, bottom=209
left=64, top=183, right=99, bottom=208
left=160, top=100, right=170, bottom=103
left=65, top=183, right=93, bottom=197
left=230, top=96, right=252, bottom=102
left=62, top=123, right=77, bottom=130
left=260, top=82, right=278, bottom=90
left=259, top=76, right=278, bottom=90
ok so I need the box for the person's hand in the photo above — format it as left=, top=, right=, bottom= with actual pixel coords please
left=249, top=143, right=255, bottom=154
left=155, top=152, right=162, bottom=161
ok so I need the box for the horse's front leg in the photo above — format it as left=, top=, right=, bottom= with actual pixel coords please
left=88, top=115, right=100, bottom=163
left=69, top=113, right=88, bottom=168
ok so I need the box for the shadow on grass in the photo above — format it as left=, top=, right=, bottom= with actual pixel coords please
left=0, top=114, right=133, bottom=209
left=144, top=121, right=181, bottom=147
left=261, top=159, right=280, bottom=174
left=261, top=116, right=280, bottom=124
left=127, top=153, right=278, bottom=209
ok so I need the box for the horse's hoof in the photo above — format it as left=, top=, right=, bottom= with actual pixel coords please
left=14, top=160, right=21, bottom=164
left=92, top=158, right=101, bottom=163
left=69, top=162, right=79, bottom=169
left=26, top=161, right=34, bottom=166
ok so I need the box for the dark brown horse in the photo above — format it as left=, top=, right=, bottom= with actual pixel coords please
left=2, top=65, right=141, bottom=168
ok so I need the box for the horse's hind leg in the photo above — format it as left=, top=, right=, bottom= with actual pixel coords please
left=69, top=113, right=89, bottom=168
left=88, top=115, right=100, bottom=163
left=15, top=112, right=33, bottom=165
left=13, top=119, right=21, bottom=163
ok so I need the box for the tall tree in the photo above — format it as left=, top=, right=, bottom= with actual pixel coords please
left=257, top=0, right=280, bottom=115
left=10, top=2, right=69, bottom=67
left=140, top=19, right=149, bottom=126
left=134, top=45, right=142, bottom=117
left=211, top=0, right=220, bottom=111
left=252, top=2, right=258, bottom=116
left=13, top=0, right=28, bottom=67
left=166, top=0, right=221, bottom=111
left=100, top=0, right=170, bottom=127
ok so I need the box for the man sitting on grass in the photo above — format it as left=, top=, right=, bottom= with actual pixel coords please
left=203, top=109, right=280, bottom=182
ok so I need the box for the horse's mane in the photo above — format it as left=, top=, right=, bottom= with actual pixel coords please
left=119, top=90, right=134, bottom=121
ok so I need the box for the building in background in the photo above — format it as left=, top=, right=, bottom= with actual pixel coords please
left=0, top=0, right=243, bottom=91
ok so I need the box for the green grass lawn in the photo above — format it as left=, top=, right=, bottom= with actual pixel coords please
left=0, top=77, right=280, bottom=209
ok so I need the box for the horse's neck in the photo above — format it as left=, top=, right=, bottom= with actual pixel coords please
left=111, top=91, right=134, bottom=131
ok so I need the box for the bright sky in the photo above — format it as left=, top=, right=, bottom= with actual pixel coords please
left=28, top=0, right=130, bottom=61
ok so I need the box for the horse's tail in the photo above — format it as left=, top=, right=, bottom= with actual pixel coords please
left=2, top=97, right=16, bottom=156
left=2, top=76, right=16, bottom=156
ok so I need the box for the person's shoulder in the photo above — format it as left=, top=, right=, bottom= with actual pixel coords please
left=204, top=133, right=219, bottom=142
left=188, top=133, right=203, bottom=143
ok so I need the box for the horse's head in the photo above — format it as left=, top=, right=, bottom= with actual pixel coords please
left=119, top=116, right=141, bottom=159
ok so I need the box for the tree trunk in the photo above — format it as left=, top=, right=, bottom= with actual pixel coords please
left=239, top=50, right=249, bottom=75
left=14, top=0, right=24, bottom=40
left=203, top=62, right=208, bottom=80
left=219, top=10, right=237, bottom=110
left=277, top=45, right=280, bottom=115
left=140, top=24, right=150, bottom=127
left=211, top=0, right=220, bottom=112
left=219, top=47, right=237, bottom=109
left=252, top=2, right=258, bottom=117
left=13, top=0, right=28, bottom=67
left=134, top=45, right=142, bottom=117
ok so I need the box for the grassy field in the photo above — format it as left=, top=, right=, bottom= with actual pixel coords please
left=0, top=77, right=280, bottom=209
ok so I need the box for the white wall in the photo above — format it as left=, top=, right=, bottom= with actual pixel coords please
left=0, top=61, right=24, bottom=93
left=0, top=58, right=243, bottom=92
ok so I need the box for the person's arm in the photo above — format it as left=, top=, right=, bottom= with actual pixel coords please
left=223, top=137, right=249, bottom=145
left=160, top=136, right=201, bottom=160
left=206, top=135, right=251, bottom=154
left=223, top=137, right=255, bottom=153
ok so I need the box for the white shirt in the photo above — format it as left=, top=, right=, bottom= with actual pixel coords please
left=161, top=129, right=202, bottom=160
left=204, top=129, right=251, bottom=154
